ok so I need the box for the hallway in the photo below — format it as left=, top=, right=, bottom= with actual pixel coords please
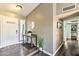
left=56, top=40, right=79, bottom=56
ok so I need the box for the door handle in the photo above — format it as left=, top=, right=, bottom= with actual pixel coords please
left=16, top=30, right=18, bottom=34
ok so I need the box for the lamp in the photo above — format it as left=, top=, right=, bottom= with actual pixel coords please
left=16, top=5, right=22, bottom=10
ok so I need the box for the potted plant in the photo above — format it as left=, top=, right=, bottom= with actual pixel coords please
left=37, top=37, right=44, bottom=54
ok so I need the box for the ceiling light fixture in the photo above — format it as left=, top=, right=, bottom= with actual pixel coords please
left=16, top=5, right=22, bottom=10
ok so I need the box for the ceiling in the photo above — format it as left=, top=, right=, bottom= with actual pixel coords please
left=0, top=3, right=39, bottom=17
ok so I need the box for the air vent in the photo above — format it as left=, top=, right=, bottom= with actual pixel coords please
left=63, top=5, right=75, bottom=11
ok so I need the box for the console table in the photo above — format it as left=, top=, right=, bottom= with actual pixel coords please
left=22, top=34, right=37, bottom=48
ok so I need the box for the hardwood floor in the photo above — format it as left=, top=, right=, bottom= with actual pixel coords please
left=32, top=51, right=49, bottom=56
left=0, top=44, right=37, bottom=56
left=56, top=40, right=79, bottom=56
left=0, top=43, right=49, bottom=56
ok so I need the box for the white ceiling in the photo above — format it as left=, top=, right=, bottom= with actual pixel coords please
left=0, top=3, right=39, bottom=17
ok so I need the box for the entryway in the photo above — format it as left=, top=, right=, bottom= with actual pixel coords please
left=0, top=15, right=25, bottom=48
left=0, top=15, right=41, bottom=56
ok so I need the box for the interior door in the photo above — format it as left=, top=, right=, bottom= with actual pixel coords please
left=65, top=23, right=71, bottom=40
left=64, top=23, right=71, bottom=41
left=1, top=16, right=19, bottom=47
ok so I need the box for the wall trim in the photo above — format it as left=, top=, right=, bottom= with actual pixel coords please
left=53, top=42, right=64, bottom=56
left=27, top=49, right=39, bottom=56
left=0, top=42, right=20, bottom=48
left=27, top=42, right=64, bottom=56
left=42, top=50, right=52, bottom=56
left=27, top=48, right=52, bottom=56
left=39, top=48, right=52, bottom=56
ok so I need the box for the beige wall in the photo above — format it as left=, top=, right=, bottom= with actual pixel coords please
left=56, top=3, right=79, bottom=15
left=26, top=3, right=53, bottom=54
left=53, top=4, right=57, bottom=53
left=26, top=3, right=64, bottom=55
left=53, top=4, right=63, bottom=53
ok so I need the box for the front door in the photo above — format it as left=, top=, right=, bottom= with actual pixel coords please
left=1, top=16, right=19, bottom=47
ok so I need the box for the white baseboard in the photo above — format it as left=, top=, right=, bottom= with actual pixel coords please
left=27, top=49, right=39, bottom=56
left=0, top=42, right=20, bottom=48
left=53, top=42, right=64, bottom=56
left=42, top=50, right=52, bottom=56
left=27, top=48, right=52, bottom=56
left=39, top=48, right=52, bottom=56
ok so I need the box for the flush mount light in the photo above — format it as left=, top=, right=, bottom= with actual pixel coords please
left=16, top=5, right=22, bottom=10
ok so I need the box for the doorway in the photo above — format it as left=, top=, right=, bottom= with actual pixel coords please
left=63, top=16, right=79, bottom=41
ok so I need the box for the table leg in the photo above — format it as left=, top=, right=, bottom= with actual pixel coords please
left=36, top=35, right=37, bottom=49
left=22, top=35, right=24, bottom=44
left=31, top=37, right=32, bottom=47
left=27, top=37, right=28, bottom=43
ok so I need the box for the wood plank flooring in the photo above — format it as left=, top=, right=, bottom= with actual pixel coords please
left=0, top=43, right=49, bottom=56
left=32, top=51, right=49, bottom=56
left=56, top=40, right=79, bottom=56
left=0, top=44, right=36, bottom=56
